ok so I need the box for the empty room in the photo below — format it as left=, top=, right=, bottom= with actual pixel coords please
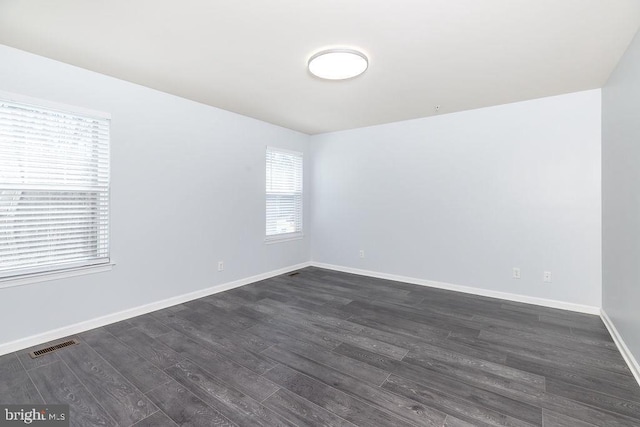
left=1, top=1, right=640, bottom=426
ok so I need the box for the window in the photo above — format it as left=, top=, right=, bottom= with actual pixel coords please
left=266, top=147, right=303, bottom=241
left=0, top=94, right=110, bottom=279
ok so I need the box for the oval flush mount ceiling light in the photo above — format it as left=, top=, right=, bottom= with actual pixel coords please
left=308, top=49, right=368, bottom=80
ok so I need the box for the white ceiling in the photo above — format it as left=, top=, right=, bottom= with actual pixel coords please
left=0, top=1, right=639, bottom=134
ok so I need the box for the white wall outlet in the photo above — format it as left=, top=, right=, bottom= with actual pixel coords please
left=359, top=250, right=365, bottom=259
left=544, top=271, right=552, bottom=283
left=512, top=267, right=521, bottom=279
left=218, top=261, right=224, bottom=271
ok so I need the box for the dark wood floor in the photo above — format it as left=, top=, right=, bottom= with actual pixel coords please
left=1, top=267, right=639, bottom=426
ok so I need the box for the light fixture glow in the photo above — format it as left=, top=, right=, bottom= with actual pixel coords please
left=308, top=49, right=368, bottom=80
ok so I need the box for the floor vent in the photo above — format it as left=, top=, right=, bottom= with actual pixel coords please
left=29, top=339, right=80, bottom=359
left=288, top=272, right=300, bottom=277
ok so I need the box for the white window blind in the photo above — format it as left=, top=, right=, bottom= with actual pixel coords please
left=266, top=147, right=303, bottom=239
left=0, top=96, right=110, bottom=279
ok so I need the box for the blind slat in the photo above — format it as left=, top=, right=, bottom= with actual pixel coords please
left=0, top=230, right=106, bottom=243
left=0, top=146, right=109, bottom=163
left=0, top=97, right=110, bottom=278
left=266, top=147, right=303, bottom=237
left=0, top=238, right=103, bottom=254
left=0, top=250, right=108, bottom=269
left=0, top=219, right=106, bottom=229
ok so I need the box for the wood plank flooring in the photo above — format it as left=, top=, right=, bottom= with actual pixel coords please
left=1, top=266, right=638, bottom=426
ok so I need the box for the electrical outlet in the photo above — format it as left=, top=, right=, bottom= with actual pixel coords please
left=359, top=250, right=365, bottom=259
left=218, top=261, right=224, bottom=271
left=512, top=267, right=521, bottom=279
left=544, top=271, right=552, bottom=283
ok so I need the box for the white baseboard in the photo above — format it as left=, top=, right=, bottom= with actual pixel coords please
left=4, top=258, right=623, bottom=377
left=601, top=309, right=640, bottom=387
left=310, top=262, right=601, bottom=315
left=0, top=261, right=311, bottom=356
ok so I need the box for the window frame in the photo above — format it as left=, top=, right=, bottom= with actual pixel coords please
left=0, top=90, right=113, bottom=287
left=265, top=146, right=304, bottom=243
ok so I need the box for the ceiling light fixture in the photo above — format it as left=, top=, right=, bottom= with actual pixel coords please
left=308, top=49, right=368, bottom=80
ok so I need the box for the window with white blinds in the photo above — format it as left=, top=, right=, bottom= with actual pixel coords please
left=0, top=95, right=110, bottom=279
left=266, top=147, right=303, bottom=240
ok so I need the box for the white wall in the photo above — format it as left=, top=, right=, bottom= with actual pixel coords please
left=310, top=90, right=602, bottom=307
left=0, top=45, right=310, bottom=347
left=602, top=29, right=640, bottom=366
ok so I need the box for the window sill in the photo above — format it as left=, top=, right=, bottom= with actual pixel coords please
left=0, top=263, right=115, bottom=290
left=264, top=233, right=304, bottom=244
